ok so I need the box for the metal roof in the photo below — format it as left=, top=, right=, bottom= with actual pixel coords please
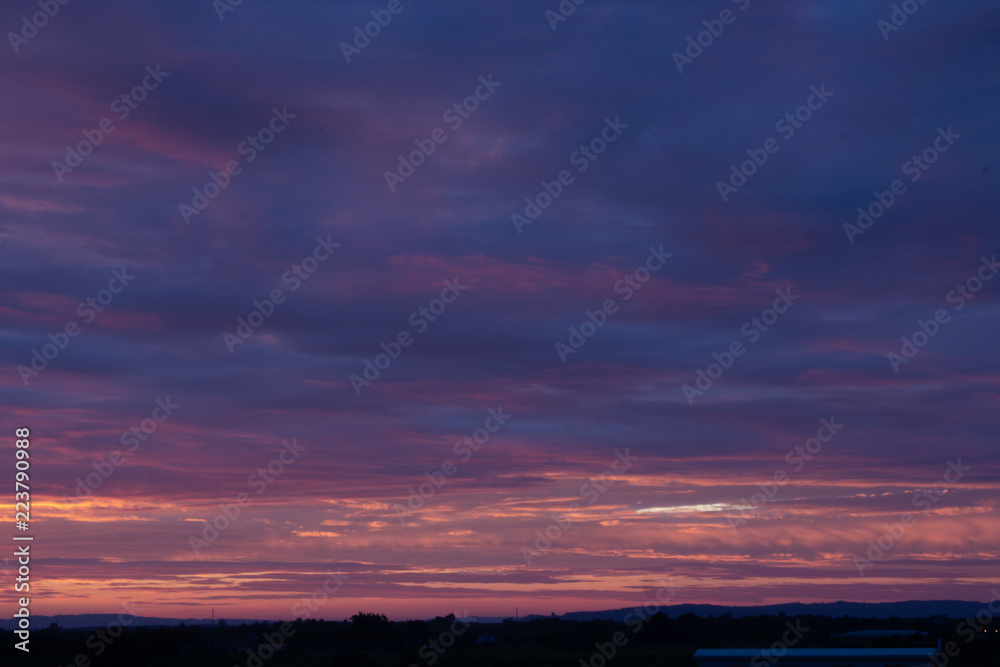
left=695, top=648, right=938, bottom=657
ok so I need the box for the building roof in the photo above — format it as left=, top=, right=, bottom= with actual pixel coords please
left=695, top=648, right=938, bottom=657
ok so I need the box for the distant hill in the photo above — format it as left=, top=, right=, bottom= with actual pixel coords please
left=0, top=600, right=985, bottom=631
left=559, top=600, right=985, bottom=622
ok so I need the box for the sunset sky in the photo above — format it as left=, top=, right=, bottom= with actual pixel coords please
left=1, top=0, right=999, bottom=621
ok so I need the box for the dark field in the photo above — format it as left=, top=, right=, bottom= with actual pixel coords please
left=5, top=612, right=999, bottom=667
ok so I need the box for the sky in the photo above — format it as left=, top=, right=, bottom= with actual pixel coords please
left=1, top=0, right=999, bottom=622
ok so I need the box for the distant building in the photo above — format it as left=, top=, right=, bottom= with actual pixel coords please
left=694, top=647, right=938, bottom=666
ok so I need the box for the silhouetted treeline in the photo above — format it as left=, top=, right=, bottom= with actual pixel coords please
left=2, top=610, right=998, bottom=666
